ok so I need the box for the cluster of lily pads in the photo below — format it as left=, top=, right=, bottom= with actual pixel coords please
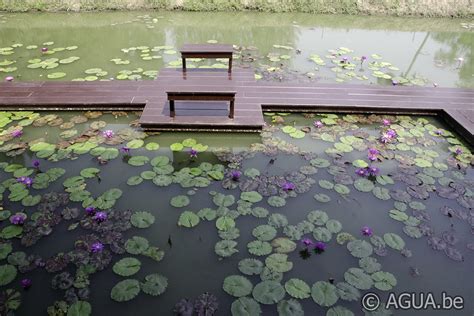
left=0, top=110, right=472, bottom=315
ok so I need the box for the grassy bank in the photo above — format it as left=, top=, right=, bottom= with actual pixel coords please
left=0, top=0, right=472, bottom=17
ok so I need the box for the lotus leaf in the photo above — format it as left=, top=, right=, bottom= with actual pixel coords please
left=383, top=233, right=405, bottom=251
left=252, top=281, right=285, bottom=305
left=311, top=281, right=339, bottom=307
left=47, top=72, right=67, bottom=79
left=143, top=247, right=165, bottom=262
left=376, top=175, right=394, bottom=185
left=223, top=275, right=253, bottom=297
left=239, top=259, right=264, bottom=275
left=285, top=279, right=310, bottom=299
left=131, top=211, right=155, bottom=228
left=21, top=194, right=41, bottom=206
left=314, top=193, right=331, bottom=203
left=197, top=208, right=217, bottom=221
left=372, top=187, right=390, bottom=200
left=215, top=240, right=238, bottom=257
left=0, top=264, right=17, bottom=286
left=0, top=243, right=12, bottom=260
left=244, top=168, right=260, bottom=178
left=128, top=156, right=149, bottom=166
left=170, top=143, right=184, bottom=151
left=265, top=254, right=292, bottom=273
left=103, top=188, right=122, bottom=200
left=307, top=210, right=329, bottom=225
left=371, top=271, right=397, bottom=291
left=252, top=225, right=277, bottom=241
left=344, top=268, right=373, bottom=290
left=178, top=211, right=200, bottom=228
left=213, top=193, right=235, bottom=207
left=140, top=171, right=156, bottom=180
left=347, top=240, right=373, bottom=258
left=247, top=240, right=272, bottom=256
left=125, top=236, right=149, bottom=255
left=319, top=179, right=334, bottom=190
left=170, top=195, right=190, bottom=207
left=152, top=175, right=172, bottom=186
left=67, top=301, right=91, bottom=316
left=113, top=257, right=141, bottom=276
left=0, top=225, right=23, bottom=239
left=231, top=297, right=261, bottom=316
left=140, top=273, right=168, bottom=296
left=389, top=209, right=408, bottom=222
left=334, top=184, right=350, bottom=195
left=403, top=226, right=422, bottom=238
left=110, top=279, right=140, bottom=302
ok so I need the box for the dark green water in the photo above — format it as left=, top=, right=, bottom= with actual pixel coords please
left=0, top=11, right=473, bottom=87
left=0, top=110, right=472, bottom=315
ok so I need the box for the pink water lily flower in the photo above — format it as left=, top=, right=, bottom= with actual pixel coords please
left=313, top=120, right=324, bottom=128
left=5, top=76, right=14, bottom=82
left=382, top=119, right=391, bottom=126
left=11, top=129, right=23, bottom=138
left=102, top=130, right=114, bottom=138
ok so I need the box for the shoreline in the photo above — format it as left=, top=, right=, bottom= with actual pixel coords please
left=0, top=0, right=472, bottom=18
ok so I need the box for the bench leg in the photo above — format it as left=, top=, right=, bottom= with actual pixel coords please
left=169, top=100, right=175, bottom=118
left=229, top=99, right=234, bottom=119
left=228, top=56, right=232, bottom=73
left=182, top=58, right=186, bottom=72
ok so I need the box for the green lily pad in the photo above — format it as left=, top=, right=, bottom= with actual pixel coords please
left=110, top=279, right=140, bottom=302
left=354, top=178, right=375, bottom=192
left=223, top=275, right=253, bottom=297
left=140, top=273, right=168, bottom=296
left=238, top=258, right=264, bottom=276
left=252, top=225, right=277, bottom=241
left=130, top=211, right=155, bottom=228
left=311, top=281, right=339, bottom=307
left=215, top=240, right=238, bottom=257
left=126, top=139, right=144, bottom=149
left=216, top=216, right=235, bottom=231
left=113, top=257, right=141, bottom=277
left=253, top=281, right=285, bottom=305
left=47, top=72, right=66, bottom=79
left=125, top=236, right=149, bottom=255
left=268, top=196, right=286, bottom=207
left=128, top=156, right=149, bottom=166
left=285, top=279, right=310, bottom=299
left=0, top=226, right=23, bottom=239
left=265, top=254, right=293, bottom=273
left=383, top=233, right=405, bottom=251
left=371, top=271, right=397, bottom=291
left=127, top=176, right=143, bottom=186
left=80, top=168, right=100, bottom=178
left=347, top=240, right=373, bottom=258
left=231, top=297, right=261, bottom=316
left=314, top=193, right=331, bottom=203
left=145, top=142, right=160, bottom=151
left=327, top=306, right=354, bottom=316
left=0, top=264, right=17, bottom=286
left=271, top=238, right=296, bottom=254
left=326, top=219, right=342, bottom=233
left=359, top=257, right=381, bottom=274
left=178, top=211, right=200, bottom=228
left=67, top=301, right=91, bottom=316
left=277, top=299, right=304, bottom=316
left=307, top=210, right=328, bottom=225
left=248, top=240, right=272, bottom=256
left=170, top=195, right=190, bottom=208
left=336, top=282, right=360, bottom=302
left=344, top=268, right=373, bottom=290
left=372, top=187, right=390, bottom=200
left=241, top=191, right=263, bottom=203
left=244, top=168, right=260, bottom=178
left=0, top=243, right=12, bottom=260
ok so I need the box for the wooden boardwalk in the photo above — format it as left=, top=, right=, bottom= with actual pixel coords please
left=0, top=67, right=473, bottom=145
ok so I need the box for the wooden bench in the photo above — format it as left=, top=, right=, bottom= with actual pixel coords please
left=166, top=90, right=236, bottom=119
left=180, top=44, right=234, bottom=73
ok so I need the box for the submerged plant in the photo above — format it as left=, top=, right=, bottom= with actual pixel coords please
left=173, top=298, right=194, bottom=316
left=194, top=292, right=219, bottom=316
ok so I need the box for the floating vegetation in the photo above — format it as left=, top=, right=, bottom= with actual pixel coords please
left=0, top=110, right=472, bottom=315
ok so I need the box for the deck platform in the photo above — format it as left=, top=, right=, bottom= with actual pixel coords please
left=0, top=68, right=472, bottom=144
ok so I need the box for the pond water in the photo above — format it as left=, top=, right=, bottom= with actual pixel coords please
left=0, top=110, right=473, bottom=315
left=0, top=11, right=473, bottom=87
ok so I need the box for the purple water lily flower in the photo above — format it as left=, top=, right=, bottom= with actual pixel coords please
left=434, top=130, right=444, bottom=136
left=281, top=181, right=296, bottom=191
left=355, top=168, right=368, bottom=177
left=455, top=148, right=463, bottom=155
left=341, top=56, right=348, bottom=63
left=85, top=206, right=96, bottom=216
left=313, top=120, right=324, bottom=128
left=17, top=176, right=33, bottom=187
left=361, top=226, right=373, bottom=236
left=11, top=129, right=23, bottom=138
left=391, top=80, right=399, bottom=86
left=382, top=119, right=391, bottom=126
left=5, top=76, right=14, bottom=82
left=368, top=148, right=379, bottom=155
left=368, top=166, right=379, bottom=176
left=102, top=130, right=114, bottom=138
left=230, top=170, right=242, bottom=181
left=32, top=160, right=40, bottom=168
left=314, top=241, right=326, bottom=254
left=361, top=55, right=367, bottom=63
left=10, top=213, right=26, bottom=225
left=93, top=211, right=107, bottom=223
left=301, top=238, right=314, bottom=247
left=20, top=278, right=32, bottom=290
left=91, top=242, right=104, bottom=253
left=120, top=146, right=130, bottom=154
left=189, top=149, right=198, bottom=159
left=368, top=154, right=377, bottom=161
left=386, top=129, right=397, bottom=138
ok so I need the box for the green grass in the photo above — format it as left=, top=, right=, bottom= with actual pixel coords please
left=0, top=0, right=472, bottom=17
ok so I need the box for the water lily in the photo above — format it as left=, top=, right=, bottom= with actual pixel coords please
left=32, top=160, right=40, bottom=168
left=93, top=211, right=107, bottom=223
left=189, top=149, right=198, bottom=159
left=17, top=176, right=33, bottom=187
left=85, top=206, right=96, bottom=216
left=434, top=130, right=444, bottom=136
left=455, top=148, right=463, bottom=155
left=368, top=166, right=379, bottom=176
left=391, top=80, right=398, bottom=86
left=10, top=213, right=26, bottom=225
left=11, top=129, right=23, bottom=138
left=120, top=146, right=130, bottom=154
left=314, top=241, right=326, bottom=254
left=301, top=238, right=314, bottom=247
left=368, top=154, right=377, bottom=161
left=20, top=278, right=32, bottom=290
left=382, top=119, right=391, bottom=126
left=230, top=170, right=242, bottom=181
left=41, top=47, right=48, bottom=53
left=102, top=130, right=114, bottom=138
left=361, top=55, right=367, bottom=63
left=355, top=168, right=368, bottom=177
left=341, top=56, right=348, bottom=63
left=5, top=76, right=13, bottom=82
left=386, top=129, right=397, bottom=138
left=91, top=242, right=104, bottom=253
left=313, top=120, right=324, bottom=128
left=361, top=226, right=373, bottom=236
left=281, top=181, right=296, bottom=191
left=368, top=148, right=379, bottom=155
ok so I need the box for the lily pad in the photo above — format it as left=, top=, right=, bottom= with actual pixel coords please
left=371, top=271, right=397, bottom=291
left=252, top=225, right=277, bottom=241
left=354, top=178, right=375, bottom=192
left=327, top=306, right=354, bottom=316
left=268, top=196, right=286, bottom=207
left=140, top=273, right=168, bottom=296
left=285, top=279, right=310, bottom=299
left=131, top=211, right=155, bottom=228
left=344, top=268, right=373, bottom=290
left=178, top=211, right=200, bottom=228
left=125, top=236, right=149, bottom=255
left=113, top=257, right=141, bottom=277
left=248, top=240, right=272, bottom=256
left=128, top=156, right=149, bottom=166
left=265, top=253, right=293, bottom=273
left=223, top=275, right=253, bottom=297
left=253, top=281, right=285, bottom=305
left=170, top=195, right=190, bottom=208
left=0, top=264, right=17, bottom=286
left=239, top=259, right=264, bottom=276
left=383, top=233, right=405, bottom=251
left=215, top=240, right=238, bottom=257
left=110, top=279, right=140, bottom=302
left=311, top=281, right=339, bottom=307
left=231, top=297, right=261, bottom=316
left=241, top=191, right=263, bottom=203
left=277, top=299, right=304, bottom=316
left=216, top=216, right=235, bottom=231
left=67, top=301, right=91, bottom=316
left=347, top=240, right=373, bottom=258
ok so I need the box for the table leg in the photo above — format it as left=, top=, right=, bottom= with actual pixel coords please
left=228, top=56, right=232, bottom=73
left=169, top=100, right=175, bottom=118
left=229, top=99, right=234, bottom=119
left=182, top=58, right=186, bottom=72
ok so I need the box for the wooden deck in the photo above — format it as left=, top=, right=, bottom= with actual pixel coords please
left=0, top=67, right=473, bottom=145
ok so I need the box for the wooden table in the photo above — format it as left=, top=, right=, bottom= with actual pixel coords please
left=180, top=44, right=234, bottom=73
left=166, top=90, right=236, bottom=118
